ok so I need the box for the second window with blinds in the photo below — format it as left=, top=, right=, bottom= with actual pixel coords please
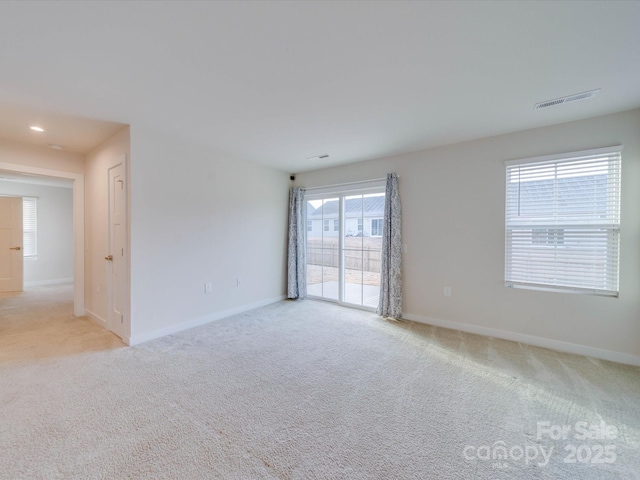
left=504, top=146, right=622, bottom=296
left=23, top=197, right=38, bottom=258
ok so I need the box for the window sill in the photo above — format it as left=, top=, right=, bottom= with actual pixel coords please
left=505, top=282, right=618, bottom=298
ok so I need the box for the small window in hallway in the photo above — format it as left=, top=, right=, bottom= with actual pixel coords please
left=23, top=197, right=37, bottom=258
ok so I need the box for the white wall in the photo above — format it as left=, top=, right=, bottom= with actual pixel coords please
left=0, top=181, right=73, bottom=285
left=85, top=127, right=131, bottom=328
left=295, top=108, right=640, bottom=362
left=129, top=127, right=289, bottom=341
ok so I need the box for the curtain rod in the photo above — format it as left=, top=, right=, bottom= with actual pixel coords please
left=303, top=176, right=396, bottom=192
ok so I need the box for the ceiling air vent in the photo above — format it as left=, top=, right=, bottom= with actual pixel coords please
left=534, top=89, right=600, bottom=110
left=306, top=154, right=330, bottom=161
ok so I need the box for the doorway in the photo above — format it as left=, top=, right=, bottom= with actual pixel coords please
left=0, top=162, right=84, bottom=316
left=305, top=187, right=385, bottom=309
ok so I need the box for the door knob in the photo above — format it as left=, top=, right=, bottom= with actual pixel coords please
left=105, top=255, right=113, bottom=261
left=9, top=246, right=21, bottom=250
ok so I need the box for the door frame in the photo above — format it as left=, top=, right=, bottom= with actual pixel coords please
left=0, top=161, right=84, bottom=316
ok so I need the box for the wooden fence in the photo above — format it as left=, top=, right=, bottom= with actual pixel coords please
left=306, top=239, right=381, bottom=273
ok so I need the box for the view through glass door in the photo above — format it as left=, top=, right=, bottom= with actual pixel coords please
left=306, top=190, right=384, bottom=308
left=306, top=197, right=339, bottom=301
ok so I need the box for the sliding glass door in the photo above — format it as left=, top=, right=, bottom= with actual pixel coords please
left=306, top=188, right=384, bottom=309
left=343, top=193, right=384, bottom=307
left=306, top=197, right=339, bottom=301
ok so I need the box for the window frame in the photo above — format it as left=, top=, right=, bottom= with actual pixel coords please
left=22, top=196, right=38, bottom=258
left=370, top=218, right=383, bottom=237
left=504, top=146, right=622, bottom=297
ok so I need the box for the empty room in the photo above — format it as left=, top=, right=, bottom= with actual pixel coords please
left=1, top=1, right=639, bottom=479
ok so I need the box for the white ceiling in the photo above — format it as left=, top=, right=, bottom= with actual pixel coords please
left=0, top=1, right=638, bottom=172
left=0, top=103, right=125, bottom=154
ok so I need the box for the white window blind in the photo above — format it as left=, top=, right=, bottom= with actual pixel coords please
left=505, top=146, right=622, bottom=296
left=23, top=197, right=37, bottom=257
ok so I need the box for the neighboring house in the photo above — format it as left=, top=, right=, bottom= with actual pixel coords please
left=507, top=172, right=609, bottom=247
left=506, top=170, right=614, bottom=291
left=306, top=196, right=385, bottom=238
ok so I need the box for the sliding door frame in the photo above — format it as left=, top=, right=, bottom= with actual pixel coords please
left=305, top=180, right=385, bottom=311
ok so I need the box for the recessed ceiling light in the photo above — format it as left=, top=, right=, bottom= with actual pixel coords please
left=29, top=125, right=45, bottom=132
left=48, top=144, right=64, bottom=150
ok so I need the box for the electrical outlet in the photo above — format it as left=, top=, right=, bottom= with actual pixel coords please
left=204, top=282, right=212, bottom=293
left=402, top=244, right=408, bottom=254
left=444, top=286, right=452, bottom=297
left=236, top=278, right=242, bottom=287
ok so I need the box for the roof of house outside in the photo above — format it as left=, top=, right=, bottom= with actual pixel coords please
left=507, top=174, right=608, bottom=218
left=307, top=196, right=385, bottom=219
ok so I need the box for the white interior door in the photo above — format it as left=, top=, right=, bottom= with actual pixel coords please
left=0, top=196, right=23, bottom=293
left=107, top=161, right=127, bottom=339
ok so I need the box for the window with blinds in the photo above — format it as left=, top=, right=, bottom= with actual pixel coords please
left=505, top=146, right=622, bottom=296
left=23, top=197, right=37, bottom=258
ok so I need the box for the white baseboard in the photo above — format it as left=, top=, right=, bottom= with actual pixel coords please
left=127, top=295, right=287, bottom=346
left=85, top=309, right=107, bottom=329
left=403, top=312, right=640, bottom=367
left=24, top=278, right=73, bottom=287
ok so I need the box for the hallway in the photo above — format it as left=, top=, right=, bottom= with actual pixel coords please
left=0, top=284, right=124, bottom=364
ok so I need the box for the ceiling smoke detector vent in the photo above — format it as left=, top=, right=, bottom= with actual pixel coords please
left=534, top=89, right=600, bottom=110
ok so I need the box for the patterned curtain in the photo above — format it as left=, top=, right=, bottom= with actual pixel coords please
left=287, top=187, right=307, bottom=299
left=377, top=173, right=402, bottom=318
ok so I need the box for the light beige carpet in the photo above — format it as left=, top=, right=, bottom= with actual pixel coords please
left=1, top=285, right=639, bottom=479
